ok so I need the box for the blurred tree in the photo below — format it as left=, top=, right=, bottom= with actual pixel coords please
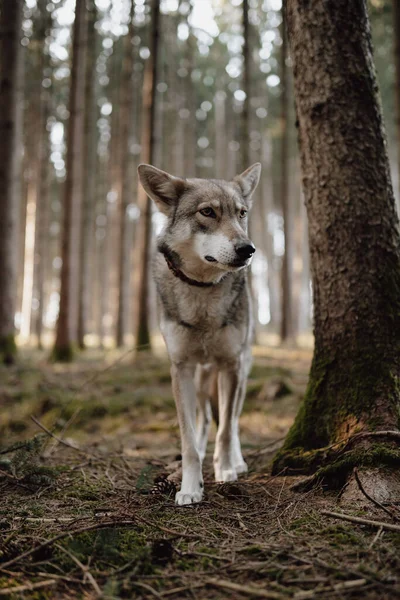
left=116, top=0, right=135, bottom=347
left=273, top=0, right=400, bottom=495
left=78, top=0, right=99, bottom=349
left=393, top=0, right=400, bottom=211
left=279, top=1, right=294, bottom=343
left=54, top=0, right=88, bottom=360
left=133, top=0, right=161, bottom=352
left=0, top=0, right=23, bottom=363
left=31, top=0, right=53, bottom=349
left=241, top=0, right=250, bottom=169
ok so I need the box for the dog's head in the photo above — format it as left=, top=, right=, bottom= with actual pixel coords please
left=138, top=163, right=261, bottom=278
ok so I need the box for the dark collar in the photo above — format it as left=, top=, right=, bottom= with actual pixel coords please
left=158, top=244, right=216, bottom=288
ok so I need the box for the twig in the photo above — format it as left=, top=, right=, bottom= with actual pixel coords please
left=368, top=525, right=383, bottom=550
left=294, top=578, right=367, bottom=599
left=133, top=581, right=163, bottom=598
left=30, top=415, right=89, bottom=456
left=353, top=468, right=399, bottom=521
left=206, top=578, right=286, bottom=599
left=0, top=579, right=57, bottom=596
left=0, top=520, right=137, bottom=570
left=55, top=543, right=102, bottom=597
left=136, top=515, right=201, bottom=540
left=161, top=582, right=207, bottom=597
left=321, top=510, right=400, bottom=532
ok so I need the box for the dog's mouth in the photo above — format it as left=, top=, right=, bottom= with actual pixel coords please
left=204, top=255, right=250, bottom=270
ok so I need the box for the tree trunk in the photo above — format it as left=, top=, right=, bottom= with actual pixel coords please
left=133, top=0, right=160, bottom=352
left=77, top=1, right=98, bottom=349
left=272, top=0, right=400, bottom=495
left=32, top=0, right=53, bottom=349
left=0, top=0, right=23, bottom=363
left=393, top=0, right=400, bottom=218
left=115, top=1, right=135, bottom=347
left=241, top=0, right=250, bottom=169
left=53, top=0, right=87, bottom=361
left=279, top=2, right=294, bottom=343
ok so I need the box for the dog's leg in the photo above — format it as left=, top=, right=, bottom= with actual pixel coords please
left=213, top=365, right=240, bottom=483
left=171, top=363, right=203, bottom=505
left=195, top=365, right=216, bottom=462
left=232, top=380, right=248, bottom=474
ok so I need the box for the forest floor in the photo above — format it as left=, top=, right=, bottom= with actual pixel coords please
left=0, top=347, right=399, bottom=599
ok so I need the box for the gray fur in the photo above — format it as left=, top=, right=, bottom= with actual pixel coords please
left=138, top=162, right=261, bottom=505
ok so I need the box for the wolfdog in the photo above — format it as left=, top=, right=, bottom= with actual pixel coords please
left=138, top=163, right=261, bottom=505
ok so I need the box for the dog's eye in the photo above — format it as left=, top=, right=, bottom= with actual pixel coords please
left=199, top=207, right=216, bottom=218
left=239, top=209, right=248, bottom=219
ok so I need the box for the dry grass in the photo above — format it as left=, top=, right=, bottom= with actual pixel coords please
left=0, top=348, right=399, bottom=599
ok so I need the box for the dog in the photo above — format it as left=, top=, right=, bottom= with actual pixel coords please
left=138, top=162, right=261, bottom=505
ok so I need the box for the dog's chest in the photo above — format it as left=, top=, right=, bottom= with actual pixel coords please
left=158, top=276, right=250, bottom=364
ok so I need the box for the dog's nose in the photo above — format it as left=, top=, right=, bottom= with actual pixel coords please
left=235, top=242, right=256, bottom=260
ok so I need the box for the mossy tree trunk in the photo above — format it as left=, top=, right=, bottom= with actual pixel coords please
left=272, top=0, right=400, bottom=489
left=0, top=0, right=23, bottom=364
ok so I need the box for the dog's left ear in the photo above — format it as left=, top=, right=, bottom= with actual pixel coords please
left=138, top=164, right=186, bottom=216
left=234, top=163, right=261, bottom=206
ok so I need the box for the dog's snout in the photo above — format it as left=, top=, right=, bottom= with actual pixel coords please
left=235, top=242, right=256, bottom=260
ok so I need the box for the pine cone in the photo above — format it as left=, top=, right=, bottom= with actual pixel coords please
left=150, top=476, right=177, bottom=497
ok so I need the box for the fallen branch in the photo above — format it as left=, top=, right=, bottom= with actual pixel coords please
left=30, top=415, right=89, bottom=456
left=0, top=520, right=137, bottom=570
left=321, top=510, right=400, bottom=532
left=206, top=578, right=286, bottom=599
left=353, top=468, right=399, bottom=521
left=0, top=579, right=57, bottom=596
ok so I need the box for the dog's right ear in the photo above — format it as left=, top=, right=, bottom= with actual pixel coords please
left=138, top=164, right=186, bottom=216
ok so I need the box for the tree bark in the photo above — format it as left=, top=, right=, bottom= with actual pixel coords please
left=279, top=2, right=294, bottom=343
left=272, top=0, right=400, bottom=491
left=133, top=0, right=160, bottom=352
left=77, top=1, right=98, bottom=349
left=241, top=0, right=250, bottom=169
left=32, top=0, right=53, bottom=349
left=53, top=0, right=87, bottom=360
left=115, top=1, right=135, bottom=347
left=0, top=0, right=23, bottom=363
left=393, top=0, right=400, bottom=217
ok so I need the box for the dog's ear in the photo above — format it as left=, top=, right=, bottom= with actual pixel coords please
left=234, top=163, right=261, bottom=205
left=138, top=164, right=186, bottom=216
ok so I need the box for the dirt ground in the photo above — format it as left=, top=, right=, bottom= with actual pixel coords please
left=0, top=347, right=399, bottom=599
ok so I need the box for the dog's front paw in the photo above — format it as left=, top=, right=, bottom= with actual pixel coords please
left=175, top=490, right=203, bottom=505
left=214, top=464, right=238, bottom=483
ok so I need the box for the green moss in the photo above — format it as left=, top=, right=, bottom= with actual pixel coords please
left=274, top=442, right=400, bottom=487
left=0, top=334, right=17, bottom=364
left=273, top=341, right=400, bottom=475
left=56, top=528, right=152, bottom=573
left=50, top=343, right=75, bottom=362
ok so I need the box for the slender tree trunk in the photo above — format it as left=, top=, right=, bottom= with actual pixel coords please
left=116, top=1, right=135, bottom=347
left=279, top=2, right=294, bottom=343
left=241, top=0, right=250, bottom=170
left=272, top=0, right=400, bottom=497
left=32, top=1, right=53, bottom=349
left=77, top=1, right=98, bottom=349
left=0, top=0, right=23, bottom=363
left=393, top=0, right=400, bottom=218
left=214, top=90, right=227, bottom=179
left=53, top=0, right=87, bottom=360
left=133, top=0, right=160, bottom=352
